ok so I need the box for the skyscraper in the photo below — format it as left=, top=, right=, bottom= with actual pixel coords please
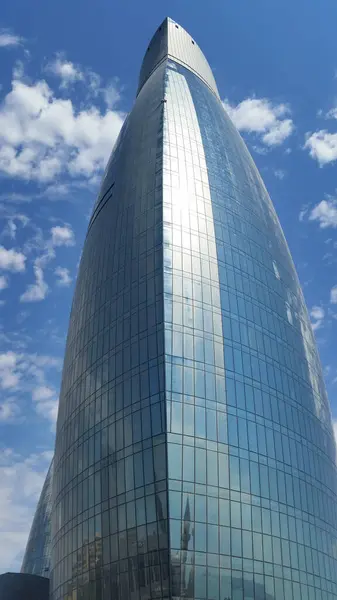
left=51, top=17, right=337, bottom=600
left=21, top=460, right=53, bottom=578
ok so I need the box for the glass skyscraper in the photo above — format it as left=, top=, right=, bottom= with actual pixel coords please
left=50, top=17, right=337, bottom=600
left=22, top=459, right=53, bottom=578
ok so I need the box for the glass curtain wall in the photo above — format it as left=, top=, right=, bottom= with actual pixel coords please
left=163, top=57, right=337, bottom=600
left=50, top=17, right=337, bottom=600
left=22, top=460, right=53, bottom=578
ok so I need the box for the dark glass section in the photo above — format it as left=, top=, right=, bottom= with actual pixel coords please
left=51, top=61, right=169, bottom=600
left=51, top=16, right=337, bottom=600
left=0, top=573, right=49, bottom=600
left=21, top=459, right=53, bottom=577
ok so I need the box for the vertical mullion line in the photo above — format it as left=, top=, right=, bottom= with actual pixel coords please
left=160, top=57, right=172, bottom=599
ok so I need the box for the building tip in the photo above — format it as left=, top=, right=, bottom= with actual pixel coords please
left=137, top=17, right=220, bottom=99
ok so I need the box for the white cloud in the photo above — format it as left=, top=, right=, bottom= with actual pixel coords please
left=43, top=182, right=75, bottom=197
left=0, top=29, right=22, bottom=48
left=32, top=385, right=58, bottom=424
left=0, top=352, right=19, bottom=389
left=252, top=145, right=269, bottom=155
left=0, top=449, right=52, bottom=573
left=310, top=306, right=325, bottom=331
left=46, top=55, right=84, bottom=88
left=274, top=169, right=286, bottom=180
left=0, top=275, right=8, bottom=290
left=23, top=226, right=56, bottom=267
left=32, top=385, right=54, bottom=402
left=331, top=285, right=337, bottom=304
left=0, top=351, right=61, bottom=425
left=0, top=70, right=125, bottom=182
left=20, top=266, right=48, bottom=302
left=40, top=177, right=99, bottom=199
left=35, top=398, right=58, bottom=423
left=304, top=130, right=337, bottom=166
left=0, top=192, right=33, bottom=204
left=18, top=223, right=75, bottom=302
left=263, top=120, right=293, bottom=146
left=45, top=54, right=119, bottom=106
left=27, top=354, right=61, bottom=369
left=223, top=97, right=294, bottom=146
left=103, top=82, right=121, bottom=109
left=0, top=245, right=26, bottom=271
left=1, top=214, right=29, bottom=239
left=0, top=399, right=19, bottom=421
left=327, top=104, right=337, bottom=120
left=55, top=266, right=72, bottom=286
left=309, top=198, right=337, bottom=228
left=50, top=224, right=75, bottom=247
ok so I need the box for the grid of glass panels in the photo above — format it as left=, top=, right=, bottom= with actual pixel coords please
left=21, top=460, right=54, bottom=578
left=51, top=29, right=337, bottom=600
left=163, top=60, right=337, bottom=600
left=50, top=63, right=169, bottom=600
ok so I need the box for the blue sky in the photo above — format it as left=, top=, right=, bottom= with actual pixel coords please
left=1, top=0, right=337, bottom=573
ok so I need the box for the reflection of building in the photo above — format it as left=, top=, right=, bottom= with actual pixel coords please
left=21, top=459, right=53, bottom=577
left=50, top=16, right=337, bottom=600
left=65, top=534, right=103, bottom=599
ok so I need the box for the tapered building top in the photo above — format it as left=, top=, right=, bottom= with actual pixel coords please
left=137, top=17, right=220, bottom=99
left=50, top=16, right=337, bottom=600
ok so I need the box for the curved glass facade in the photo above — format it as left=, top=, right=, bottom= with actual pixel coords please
left=22, top=459, right=53, bottom=577
left=51, top=17, right=337, bottom=600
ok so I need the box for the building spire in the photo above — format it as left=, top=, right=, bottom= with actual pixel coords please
left=137, top=17, right=219, bottom=98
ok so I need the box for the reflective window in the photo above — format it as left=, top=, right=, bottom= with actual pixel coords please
left=50, top=20, right=337, bottom=600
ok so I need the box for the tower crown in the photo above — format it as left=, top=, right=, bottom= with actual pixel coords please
left=137, top=17, right=220, bottom=98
